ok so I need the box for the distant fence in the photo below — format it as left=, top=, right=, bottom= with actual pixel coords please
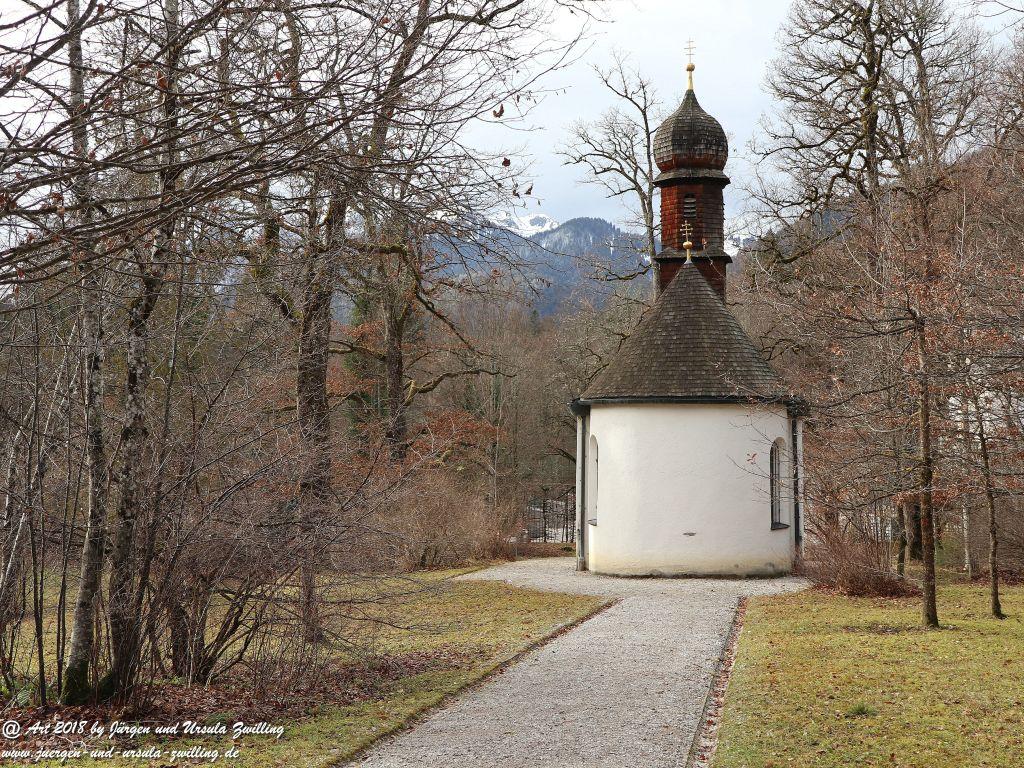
left=525, top=487, right=576, bottom=543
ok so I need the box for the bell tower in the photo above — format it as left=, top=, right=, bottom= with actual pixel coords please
left=652, top=60, right=731, bottom=297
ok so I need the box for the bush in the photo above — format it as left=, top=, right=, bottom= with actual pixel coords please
left=801, top=527, right=920, bottom=598
left=384, top=474, right=520, bottom=570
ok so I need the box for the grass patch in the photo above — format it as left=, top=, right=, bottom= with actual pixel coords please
left=8, top=568, right=605, bottom=767
left=714, top=582, right=1024, bottom=768
left=844, top=702, right=877, bottom=718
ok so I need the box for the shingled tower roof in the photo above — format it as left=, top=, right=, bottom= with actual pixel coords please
left=581, top=263, right=795, bottom=405
left=653, top=86, right=729, bottom=174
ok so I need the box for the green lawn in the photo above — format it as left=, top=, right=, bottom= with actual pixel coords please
left=714, top=582, right=1024, bottom=768
left=8, top=568, right=606, bottom=767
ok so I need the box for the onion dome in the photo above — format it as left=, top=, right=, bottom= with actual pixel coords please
left=653, top=64, right=728, bottom=173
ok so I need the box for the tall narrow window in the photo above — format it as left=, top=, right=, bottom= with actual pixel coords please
left=587, top=435, right=599, bottom=526
left=770, top=439, right=785, bottom=528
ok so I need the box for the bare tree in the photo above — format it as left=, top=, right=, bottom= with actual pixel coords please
left=1, top=0, right=603, bottom=709
left=561, top=54, right=661, bottom=284
left=61, top=0, right=111, bottom=705
left=749, top=0, right=993, bottom=626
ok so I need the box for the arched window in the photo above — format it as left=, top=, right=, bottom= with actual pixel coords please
left=587, top=435, right=599, bottom=526
left=770, top=438, right=785, bottom=528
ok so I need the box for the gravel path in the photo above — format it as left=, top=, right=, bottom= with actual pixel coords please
left=349, top=557, right=806, bottom=768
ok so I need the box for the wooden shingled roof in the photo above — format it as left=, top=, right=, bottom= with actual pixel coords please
left=653, top=88, right=729, bottom=174
left=580, top=263, right=796, bottom=405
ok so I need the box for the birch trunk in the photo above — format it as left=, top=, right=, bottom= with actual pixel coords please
left=102, top=0, right=178, bottom=697
left=104, top=269, right=164, bottom=697
left=959, top=393, right=977, bottom=579
left=0, top=431, right=27, bottom=622
left=63, top=276, right=109, bottom=704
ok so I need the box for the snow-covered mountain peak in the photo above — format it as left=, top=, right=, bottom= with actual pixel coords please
left=492, top=211, right=560, bottom=237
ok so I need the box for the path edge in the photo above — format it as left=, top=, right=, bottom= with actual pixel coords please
left=336, top=595, right=619, bottom=767
left=685, top=596, right=748, bottom=768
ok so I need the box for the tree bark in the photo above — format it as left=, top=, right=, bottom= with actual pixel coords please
left=62, top=283, right=108, bottom=703
left=915, top=318, right=939, bottom=628
left=62, top=0, right=110, bottom=704
left=383, top=307, right=408, bottom=456
left=103, top=269, right=164, bottom=698
left=0, top=430, right=27, bottom=626
left=974, top=398, right=1005, bottom=619
left=903, top=498, right=923, bottom=561
left=961, top=503, right=975, bottom=579
left=894, top=508, right=907, bottom=577
left=103, top=0, right=181, bottom=697
left=296, top=243, right=333, bottom=643
left=959, top=396, right=978, bottom=579
left=168, top=598, right=190, bottom=678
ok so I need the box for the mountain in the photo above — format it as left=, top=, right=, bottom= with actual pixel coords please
left=533, top=217, right=646, bottom=261
left=510, top=217, right=761, bottom=314
left=504, top=216, right=654, bottom=315
left=491, top=211, right=561, bottom=237
left=333, top=212, right=750, bottom=321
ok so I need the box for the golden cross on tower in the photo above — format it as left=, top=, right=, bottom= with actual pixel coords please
left=681, top=221, right=694, bottom=263
left=685, top=39, right=696, bottom=90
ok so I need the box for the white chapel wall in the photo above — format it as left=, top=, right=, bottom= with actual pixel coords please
left=585, top=402, right=796, bottom=576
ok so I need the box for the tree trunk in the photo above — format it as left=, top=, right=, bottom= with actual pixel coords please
left=916, top=319, right=939, bottom=628
left=894, top=508, right=907, bottom=577
left=959, top=400, right=978, bottom=579
left=27, top=467, right=48, bottom=709
left=103, top=270, right=164, bottom=698
left=296, top=249, right=333, bottom=643
left=988, top=496, right=1002, bottom=619
left=961, top=504, right=975, bottom=579
left=103, top=0, right=181, bottom=698
left=0, top=431, right=26, bottom=620
left=974, top=400, right=1005, bottom=619
left=62, top=0, right=110, bottom=705
left=383, top=309, right=408, bottom=456
left=63, top=284, right=108, bottom=703
left=904, top=499, right=923, bottom=561
left=168, top=599, right=190, bottom=678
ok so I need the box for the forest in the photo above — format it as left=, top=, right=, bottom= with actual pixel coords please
left=0, top=0, right=639, bottom=712
left=741, top=0, right=1024, bottom=627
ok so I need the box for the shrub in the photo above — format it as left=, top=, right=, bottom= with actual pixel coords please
left=801, top=526, right=920, bottom=598
left=384, top=473, right=520, bottom=570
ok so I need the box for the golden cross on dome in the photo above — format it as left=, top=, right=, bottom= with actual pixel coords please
left=682, top=221, right=694, bottom=263
left=685, top=40, right=696, bottom=90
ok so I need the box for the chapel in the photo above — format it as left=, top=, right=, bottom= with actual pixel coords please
left=571, top=62, right=806, bottom=577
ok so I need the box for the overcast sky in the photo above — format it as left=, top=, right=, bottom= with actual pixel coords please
left=473, top=0, right=795, bottom=229
left=480, top=0, right=994, bottom=230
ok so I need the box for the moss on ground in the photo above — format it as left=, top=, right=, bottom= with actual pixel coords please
left=714, top=582, right=1024, bottom=768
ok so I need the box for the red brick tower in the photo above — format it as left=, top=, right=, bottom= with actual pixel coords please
left=652, top=62, right=731, bottom=297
